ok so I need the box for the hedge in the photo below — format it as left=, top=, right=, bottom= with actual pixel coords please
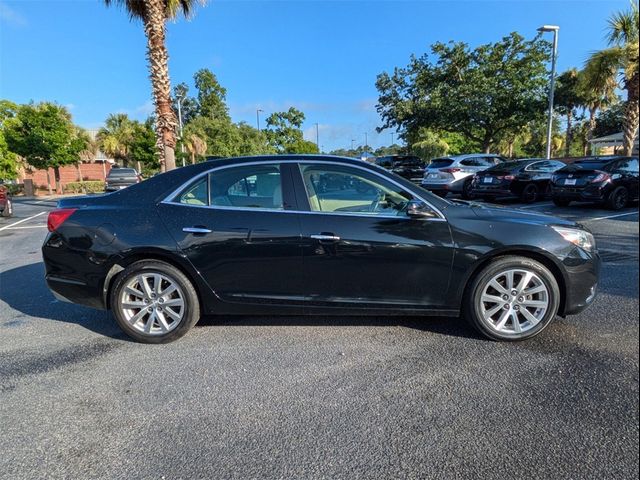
left=64, top=181, right=105, bottom=194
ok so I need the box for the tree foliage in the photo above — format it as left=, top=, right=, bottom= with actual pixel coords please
left=376, top=32, right=551, bottom=153
left=3, top=103, right=89, bottom=192
left=194, top=68, right=230, bottom=121
left=264, top=107, right=319, bottom=154
left=554, top=68, right=587, bottom=156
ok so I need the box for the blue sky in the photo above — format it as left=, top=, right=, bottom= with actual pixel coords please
left=0, top=0, right=629, bottom=151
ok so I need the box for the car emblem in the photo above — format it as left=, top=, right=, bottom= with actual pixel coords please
left=568, top=174, right=573, bottom=178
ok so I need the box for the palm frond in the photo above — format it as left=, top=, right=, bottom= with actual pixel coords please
left=606, top=1, right=640, bottom=45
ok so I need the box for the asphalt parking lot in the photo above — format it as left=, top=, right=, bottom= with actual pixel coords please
left=1, top=196, right=638, bottom=479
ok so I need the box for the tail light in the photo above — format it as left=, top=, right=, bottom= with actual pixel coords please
left=500, top=175, right=515, bottom=181
left=47, top=208, right=77, bottom=232
left=591, top=171, right=611, bottom=183
left=441, top=168, right=461, bottom=174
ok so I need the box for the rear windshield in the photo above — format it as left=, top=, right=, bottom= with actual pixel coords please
left=108, top=168, right=138, bottom=177
left=428, top=158, right=453, bottom=169
left=563, top=160, right=609, bottom=171
left=486, top=161, right=527, bottom=172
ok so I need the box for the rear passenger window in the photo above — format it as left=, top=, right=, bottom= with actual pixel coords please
left=209, top=165, right=283, bottom=210
left=179, top=177, right=208, bottom=205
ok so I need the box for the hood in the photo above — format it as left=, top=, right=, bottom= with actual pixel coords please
left=458, top=201, right=576, bottom=227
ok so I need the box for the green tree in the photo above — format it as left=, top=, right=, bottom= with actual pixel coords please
left=407, top=128, right=449, bottom=161
left=185, top=117, right=241, bottom=158
left=184, top=132, right=207, bottom=164
left=194, top=68, right=230, bottom=121
left=103, top=0, right=207, bottom=171
left=265, top=107, right=319, bottom=154
left=579, top=64, right=618, bottom=148
left=172, top=82, right=199, bottom=126
left=0, top=130, right=19, bottom=180
left=4, top=103, right=89, bottom=194
left=376, top=32, right=551, bottom=153
left=96, top=113, right=135, bottom=166
left=584, top=2, right=639, bottom=155
left=593, top=100, right=625, bottom=138
left=554, top=68, right=587, bottom=156
left=130, top=119, right=158, bottom=173
left=235, top=122, right=274, bottom=156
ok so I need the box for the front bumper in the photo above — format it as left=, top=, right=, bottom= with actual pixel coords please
left=561, top=249, right=601, bottom=316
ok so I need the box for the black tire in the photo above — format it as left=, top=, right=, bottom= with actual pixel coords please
left=606, top=186, right=628, bottom=211
left=463, top=256, right=560, bottom=341
left=110, top=260, right=200, bottom=343
left=520, top=184, right=539, bottom=204
left=553, top=197, right=571, bottom=207
left=461, top=179, right=476, bottom=200
left=1, top=199, right=12, bottom=218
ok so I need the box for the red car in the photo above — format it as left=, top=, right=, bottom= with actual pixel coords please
left=0, top=183, right=13, bottom=217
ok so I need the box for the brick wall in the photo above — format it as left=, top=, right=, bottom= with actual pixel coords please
left=19, top=163, right=111, bottom=190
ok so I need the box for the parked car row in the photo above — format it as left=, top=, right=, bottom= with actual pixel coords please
left=375, top=153, right=639, bottom=210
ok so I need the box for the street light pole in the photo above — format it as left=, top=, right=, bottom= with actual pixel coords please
left=351, top=139, right=355, bottom=150
left=538, top=25, right=559, bottom=159
left=314, top=123, right=320, bottom=151
left=364, top=132, right=368, bottom=151
left=176, top=92, right=185, bottom=167
left=256, top=109, right=263, bottom=131
left=391, top=132, right=395, bottom=146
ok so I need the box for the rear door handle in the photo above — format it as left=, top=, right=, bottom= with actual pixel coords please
left=183, top=227, right=212, bottom=234
left=310, top=234, right=341, bottom=242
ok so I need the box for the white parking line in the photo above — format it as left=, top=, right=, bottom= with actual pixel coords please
left=519, top=202, right=554, bottom=209
left=584, top=211, right=639, bottom=222
left=4, top=225, right=48, bottom=230
left=0, top=212, right=46, bottom=231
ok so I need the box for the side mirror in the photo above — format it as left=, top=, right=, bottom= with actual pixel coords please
left=406, top=200, right=438, bottom=219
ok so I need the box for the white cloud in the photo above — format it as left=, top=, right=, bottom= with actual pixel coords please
left=0, top=2, right=26, bottom=27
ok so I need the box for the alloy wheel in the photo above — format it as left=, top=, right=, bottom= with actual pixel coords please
left=119, top=273, right=185, bottom=335
left=478, top=268, right=549, bottom=335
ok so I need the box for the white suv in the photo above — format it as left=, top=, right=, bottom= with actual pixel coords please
left=421, top=153, right=507, bottom=198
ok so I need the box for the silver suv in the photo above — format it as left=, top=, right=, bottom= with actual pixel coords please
left=421, top=154, right=507, bottom=198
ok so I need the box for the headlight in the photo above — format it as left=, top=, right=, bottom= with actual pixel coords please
left=551, top=226, right=596, bottom=252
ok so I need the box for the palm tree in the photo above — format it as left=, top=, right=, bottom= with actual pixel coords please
left=96, top=113, right=134, bottom=166
left=578, top=66, right=618, bottom=153
left=585, top=2, right=639, bottom=155
left=555, top=69, right=586, bottom=156
left=184, top=133, right=207, bottom=164
left=103, top=0, right=206, bottom=171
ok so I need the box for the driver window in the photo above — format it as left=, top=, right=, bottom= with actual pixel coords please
left=299, top=164, right=416, bottom=216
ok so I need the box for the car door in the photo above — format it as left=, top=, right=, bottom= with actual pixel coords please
left=613, top=158, right=640, bottom=199
left=157, top=162, right=305, bottom=305
left=293, top=161, right=454, bottom=308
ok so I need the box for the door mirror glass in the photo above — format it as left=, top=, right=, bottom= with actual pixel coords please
left=406, top=200, right=438, bottom=219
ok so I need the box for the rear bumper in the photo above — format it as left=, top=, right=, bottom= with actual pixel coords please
left=551, top=185, right=606, bottom=202
left=421, top=176, right=467, bottom=193
left=471, top=185, right=513, bottom=197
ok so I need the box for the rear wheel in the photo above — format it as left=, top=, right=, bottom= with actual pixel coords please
left=110, top=260, right=200, bottom=343
left=461, top=179, right=476, bottom=200
left=520, top=184, right=539, bottom=204
left=553, top=197, right=571, bottom=207
left=606, top=186, right=628, bottom=210
left=464, top=256, right=560, bottom=341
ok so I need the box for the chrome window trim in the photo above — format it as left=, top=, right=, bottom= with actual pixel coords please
left=161, top=159, right=447, bottom=222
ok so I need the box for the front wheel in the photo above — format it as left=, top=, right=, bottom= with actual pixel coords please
left=110, top=260, right=200, bottom=343
left=464, top=256, right=560, bottom=341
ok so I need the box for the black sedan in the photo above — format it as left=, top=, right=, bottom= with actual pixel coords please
left=379, top=155, right=426, bottom=184
left=550, top=156, right=639, bottom=209
left=471, top=159, right=566, bottom=203
left=42, top=155, right=600, bottom=343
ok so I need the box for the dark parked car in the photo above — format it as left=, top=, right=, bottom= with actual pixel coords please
left=43, top=155, right=600, bottom=344
left=0, top=182, right=12, bottom=217
left=550, top=156, right=639, bottom=209
left=472, top=159, right=566, bottom=203
left=105, top=167, right=142, bottom=192
left=376, top=155, right=426, bottom=184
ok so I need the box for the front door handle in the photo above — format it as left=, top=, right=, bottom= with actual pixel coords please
left=310, top=234, right=341, bottom=242
left=183, top=227, right=212, bottom=234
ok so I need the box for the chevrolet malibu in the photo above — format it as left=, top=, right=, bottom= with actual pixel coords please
left=42, top=155, right=600, bottom=343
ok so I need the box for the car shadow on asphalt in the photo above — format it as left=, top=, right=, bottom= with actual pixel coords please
left=0, top=262, right=133, bottom=341
left=0, top=262, right=482, bottom=341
